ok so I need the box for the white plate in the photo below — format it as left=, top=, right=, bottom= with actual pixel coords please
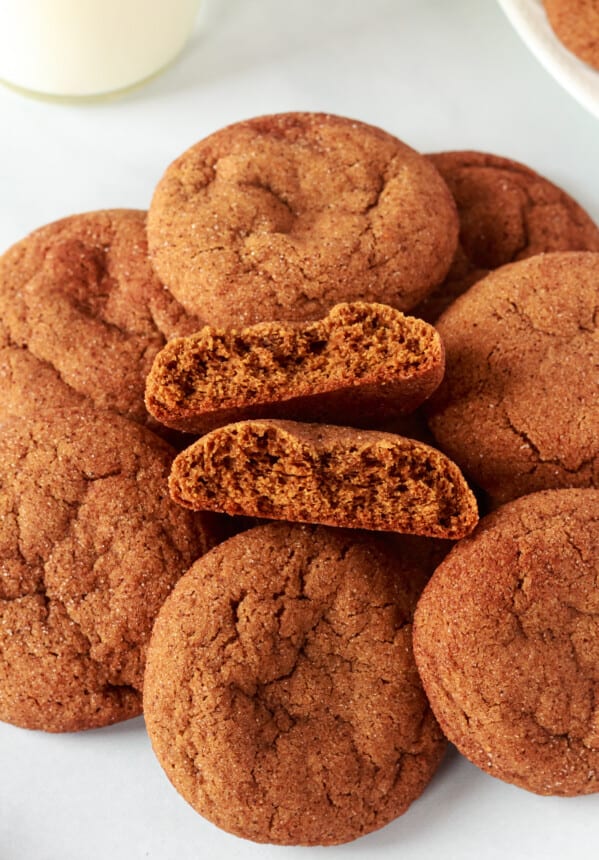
left=497, top=0, right=599, bottom=119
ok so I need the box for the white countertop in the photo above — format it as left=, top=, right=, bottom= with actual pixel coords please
left=1, top=1, right=598, bottom=858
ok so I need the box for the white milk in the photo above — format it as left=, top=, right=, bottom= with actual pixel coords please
left=0, top=0, right=201, bottom=97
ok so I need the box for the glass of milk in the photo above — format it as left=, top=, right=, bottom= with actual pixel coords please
left=0, top=0, right=202, bottom=98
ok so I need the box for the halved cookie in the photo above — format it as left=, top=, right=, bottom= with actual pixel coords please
left=145, top=302, right=445, bottom=434
left=169, top=419, right=479, bottom=539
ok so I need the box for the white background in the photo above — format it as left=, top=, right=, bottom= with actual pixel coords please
left=1, top=1, right=598, bottom=858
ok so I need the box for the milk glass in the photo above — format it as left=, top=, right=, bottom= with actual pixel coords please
left=0, top=0, right=201, bottom=98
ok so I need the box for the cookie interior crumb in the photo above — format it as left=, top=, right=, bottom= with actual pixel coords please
left=146, top=302, right=444, bottom=432
left=170, top=420, right=478, bottom=539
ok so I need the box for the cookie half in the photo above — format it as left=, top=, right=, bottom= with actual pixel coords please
left=426, top=252, right=599, bottom=505
left=415, top=151, right=599, bottom=321
left=0, top=209, right=201, bottom=432
left=147, top=112, right=458, bottom=326
left=145, top=302, right=445, bottom=434
left=169, top=419, right=479, bottom=539
left=0, top=408, right=213, bottom=732
left=413, top=489, right=599, bottom=796
left=144, top=522, right=446, bottom=845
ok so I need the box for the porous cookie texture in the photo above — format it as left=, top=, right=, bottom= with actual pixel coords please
left=413, top=489, right=599, bottom=796
left=145, top=302, right=445, bottom=434
left=147, top=112, right=459, bottom=327
left=169, top=419, right=479, bottom=539
left=426, top=252, right=599, bottom=505
left=415, top=151, right=599, bottom=321
left=144, top=522, right=446, bottom=845
left=544, top=0, right=599, bottom=70
left=0, top=209, right=201, bottom=431
left=0, top=408, right=213, bottom=732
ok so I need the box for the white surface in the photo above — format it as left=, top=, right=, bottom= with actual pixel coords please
left=0, top=1, right=598, bottom=858
left=0, top=0, right=202, bottom=97
left=498, top=0, right=599, bottom=120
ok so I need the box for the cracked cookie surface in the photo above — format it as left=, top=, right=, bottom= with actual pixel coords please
left=413, top=489, right=599, bottom=796
left=0, top=209, right=201, bottom=433
left=147, top=112, right=458, bottom=327
left=415, top=151, right=599, bottom=322
left=426, top=252, right=599, bottom=505
left=0, top=408, right=213, bottom=732
left=144, top=522, right=446, bottom=845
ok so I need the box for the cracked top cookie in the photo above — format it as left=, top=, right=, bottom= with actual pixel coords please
left=145, top=302, right=445, bottom=434
left=544, top=0, right=599, bottom=71
left=0, top=209, right=201, bottom=432
left=147, top=112, right=459, bottom=327
left=413, top=489, right=599, bottom=796
left=144, top=522, right=446, bottom=845
left=415, top=151, right=599, bottom=322
left=426, top=252, right=599, bottom=505
left=0, top=408, right=213, bottom=732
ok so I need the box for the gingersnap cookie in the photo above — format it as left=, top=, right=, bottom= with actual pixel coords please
left=147, top=112, right=459, bottom=327
left=0, top=209, right=202, bottom=431
left=145, top=302, right=445, bottom=434
left=144, top=522, right=446, bottom=845
left=413, top=488, right=599, bottom=796
left=414, top=151, right=599, bottom=321
left=0, top=407, right=214, bottom=732
left=169, top=419, right=479, bottom=539
left=426, top=252, right=599, bottom=505
left=544, top=0, right=599, bottom=70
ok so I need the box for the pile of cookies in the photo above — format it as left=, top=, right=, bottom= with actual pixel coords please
left=0, top=112, right=598, bottom=846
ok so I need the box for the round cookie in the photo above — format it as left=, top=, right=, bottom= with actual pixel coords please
left=0, top=209, right=202, bottom=432
left=147, top=112, right=459, bottom=327
left=544, top=0, right=599, bottom=70
left=426, top=252, right=599, bottom=505
left=413, top=489, right=599, bottom=796
left=415, top=151, right=599, bottom=321
left=0, top=407, right=213, bottom=732
left=144, top=523, right=446, bottom=845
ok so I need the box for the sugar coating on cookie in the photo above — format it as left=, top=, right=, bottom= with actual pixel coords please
left=415, top=151, right=599, bottom=321
left=426, top=252, right=599, bottom=504
left=169, top=419, right=479, bottom=539
left=145, top=302, right=445, bottom=434
left=544, top=0, right=599, bottom=70
left=147, top=112, right=459, bottom=326
left=144, top=522, right=446, bottom=845
left=0, top=408, right=213, bottom=732
left=413, top=489, right=599, bottom=796
left=0, top=209, right=201, bottom=431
